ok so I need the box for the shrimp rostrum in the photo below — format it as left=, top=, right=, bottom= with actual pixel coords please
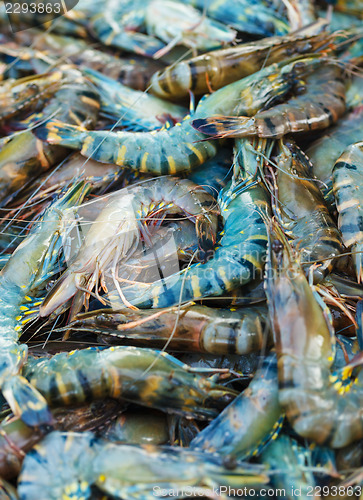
left=265, top=220, right=363, bottom=448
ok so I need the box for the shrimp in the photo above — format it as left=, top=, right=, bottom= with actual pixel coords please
left=84, top=68, right=187, bottom=132
left=0, top=399, right=123, bottom=479
left=265, top=220, right=363, bottom=448
left=63, top=303, right=272, bottom=356
left=306, top=106, right=363, bottom=207
left=0, top=181, right=87, bottom=427
left=18, top=430, right=268, bottom=500
left=0, top=70, right=61, bottom=122
left=190, top=351, right=283, bottom=460
left=0, top=66, right=99, bottom=205
left=39, top=176, right=219, bottom=316
left=261, top=434, right=320, bottom=500
left=100, top=137, right=271, bottom=308
left=184, top=0, right=289, bottom=36
left=12, top=29, right=166, bottom=90
left=35, top=55, right=329, bottom=174
left=192, top=65, right=346, bottom=139
left=17, top=431, right=98, bottom=500
left=23, top=346, right=238, bottom=419
left=94, top=443, right=268, bottom=500
left=149, top=28, right=332, bottom=100
left=90, top=0, right=236, bottom=58
left=333, top=142, right=363, bottom=283
left=144, top=0, right=236, bottom=57
left=272, top=137, right=344, bottom=281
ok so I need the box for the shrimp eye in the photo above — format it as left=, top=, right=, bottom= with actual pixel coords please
left=294, top=85, right=306, bottom=95
left=46, top=280, right=56, bottom=291
left=223, top=455, right=238, bottom=470
left=271, top=239, right=283, bottom=254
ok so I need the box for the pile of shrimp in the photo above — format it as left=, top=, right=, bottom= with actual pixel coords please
left=0, top=0, right=363, bottom=498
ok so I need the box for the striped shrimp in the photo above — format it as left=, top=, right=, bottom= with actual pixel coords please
left=144, top=0, right=236, bottom=57
left=149, top=27, right=332, bottom=100
left=7, top=29, right=166, bottom=90
left=192, top=65, right=346, bottom=139
left=23, top=346, right=238, bottom=419
left=306, top=106, right=363, bottom=207
left=272, top=137, right=344, bottom=281
left=0, top=182, right=87, bottom=427
left=333, top=142, right=363, bottom=283
left=94, top=443, right=268, bottom=499
left=94, top=137, right=270, bottom=308
left=184, top=0, right=289, bottom=36
left=18, top=431, right=268, bottom=500
left=35, top=55, right=329, bottom=174
left=0, top=70, right=61, bottom=123
left=39, top=176, right=219, bottom=317
left=0, top=66, right=100, bottom=205
left=84, top=68, right=187, bottom=132
left=61, top=303, right=271, bottom=355
left=12, top=220, right=200, bottom=325
left=266, top=220, right=363, bottom=448
left=190, top=351, right=283, bottom=460
left=87, top=0, right=236, bottom=58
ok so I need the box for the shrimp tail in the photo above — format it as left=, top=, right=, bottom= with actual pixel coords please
left=192, top=116, right=254, bottom=138
left=2, top=375, right=52, bottom=427
left=35, top=120, right=87, bottom=148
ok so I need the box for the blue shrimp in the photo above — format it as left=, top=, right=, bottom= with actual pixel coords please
left=18, top=431, right=268, bottom=500
left=114, top=138, right=271, bottom=308
left=35, top=55, right=328, bottom=174
left=183, top=0, right=289, bottom=36
left=23, top=346, right=238, bottom=419
left=266, top=220, right=363, bottom=448
left=190, top=351, right=283, bottom=460
left=333, top=141, right=363, bottom=283
left=0, top=181, right=87, bottom=426
left=83, top=68, right=187, bottom=132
